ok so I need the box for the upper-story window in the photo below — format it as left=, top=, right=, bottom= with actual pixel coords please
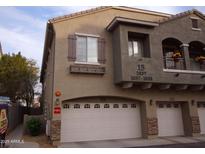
left=76, top=36, right=98, bottom=63
left=191, top=18, right=199, bottom=29
left=128, top=32, right=150, bottom=58
left=189, top=41, right=205, bottom=71
left=128, top=39, right=143, bottom=57
left=68, top=34, right=106, bottom=64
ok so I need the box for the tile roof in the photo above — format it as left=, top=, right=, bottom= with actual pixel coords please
left=48, top=6, right=171, bottom=23
left=49, top=6, right=111, bottom=23
left=159, top=9, right=205, bottom=24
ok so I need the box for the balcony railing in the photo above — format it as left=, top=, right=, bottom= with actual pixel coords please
left=164, top=57, right=186, bottom=70
left=190, top=59, right=205, bottom=71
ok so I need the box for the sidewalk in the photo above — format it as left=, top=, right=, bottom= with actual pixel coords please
left=5, top=125, right=39, bottom=148
left=59, top=136, right=205, bottom=148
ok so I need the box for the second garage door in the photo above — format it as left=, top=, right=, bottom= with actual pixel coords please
left=61, top=102, right=142, bottom=143
left=157, top=103, right=184, bottom=137
left=198, top=103, right=205, bottom=134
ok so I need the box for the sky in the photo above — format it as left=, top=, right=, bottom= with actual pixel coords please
left=0, top=6, right=205, bottom=69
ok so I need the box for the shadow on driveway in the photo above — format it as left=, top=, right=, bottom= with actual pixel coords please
left=135, top=142, right=205, bottom=148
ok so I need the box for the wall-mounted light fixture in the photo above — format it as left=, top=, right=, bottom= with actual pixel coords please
left=201, top=75, right=205, bottom=79
left=175, top=73, right=179, bottom=77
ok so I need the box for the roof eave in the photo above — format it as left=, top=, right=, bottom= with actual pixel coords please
left=40, top=21, right=53, bottom=83
left=48, top=6, right=171, bottom=24
left=106, top=17, right=159, bottom=32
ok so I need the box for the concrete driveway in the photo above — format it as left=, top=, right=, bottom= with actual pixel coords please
left=59, top=136, right=205, bottom=148
left=5, top=125, right=39, bottom=148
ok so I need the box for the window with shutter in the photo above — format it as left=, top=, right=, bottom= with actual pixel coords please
left=68, top=34, right=105, bottom=64
left=68, top=35, right=77, bottom=61
left=98, top=38, right=106, bottom=64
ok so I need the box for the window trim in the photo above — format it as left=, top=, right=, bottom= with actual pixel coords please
left=192, top=28, right=201, bottom=31
left=190, top=18, right=201, bottom=30
left=74, top=61, right=100, bottom=65
left=75, top=33, right=100, bottom=38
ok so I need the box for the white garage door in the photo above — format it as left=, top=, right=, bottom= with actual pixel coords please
left=61, top=102, right=142, bottom=142
left=198, top=103, right=205, bottom=134
left=157, top=103, right=184, bottom=137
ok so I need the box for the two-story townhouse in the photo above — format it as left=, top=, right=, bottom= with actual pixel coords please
left=40, top=6, right=205, bottom=145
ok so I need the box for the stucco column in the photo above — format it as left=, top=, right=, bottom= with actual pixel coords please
left=50, top=97, right=62, bottom=145
left=181, top=101, right=200, bottom=136
left=180, top=44, right=191, bottom=70
left=141, top=100, right=158, bottom=138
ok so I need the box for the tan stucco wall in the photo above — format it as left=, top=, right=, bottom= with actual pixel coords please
left=43, top=35, right=55, bottom=120
left=46, top=8, right=205, bottom=121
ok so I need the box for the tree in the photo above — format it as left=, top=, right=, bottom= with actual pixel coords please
left=0, top=52, right=39, bottom=112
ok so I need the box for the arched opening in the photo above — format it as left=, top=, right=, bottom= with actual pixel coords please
left=162, top=38, right=185, bottom=70
left=189, top=41, right=205, bottom=71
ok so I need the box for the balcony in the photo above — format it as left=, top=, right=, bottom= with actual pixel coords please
left=190, top=58, right=205, bottom=72
left=106, top=18, right=205, bottom=90
left=164, top=57, right=186, bottom=70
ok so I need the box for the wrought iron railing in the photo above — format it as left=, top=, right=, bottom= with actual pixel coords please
left=164, top=57, right=186, bottom=70
left=190, top=59, right=205, bottom=71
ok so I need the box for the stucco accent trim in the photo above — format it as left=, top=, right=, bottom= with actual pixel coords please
left=191, top=28, right=202, bottom=31
left=75, top=33, right=100, bottom=38
left=69, top=65, right=105, bottom=75
left=106, top=16, right=159, bottom=31
left=180, top=44, right=189, bottom=47
left=163, top=69, right=205, bottom=75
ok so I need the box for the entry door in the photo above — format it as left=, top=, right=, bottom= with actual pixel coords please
left=61, top=102, right=142, bottom=143
left=198, top=103, right=205, bottom=134
left=157, top=103, right=184, bottom=137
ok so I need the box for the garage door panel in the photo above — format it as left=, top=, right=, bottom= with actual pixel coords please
left=157, top=104, right=184, bottom=137
left=198, top=107, right=205, bottom=134
left=61, top=102, right=142, bottom=142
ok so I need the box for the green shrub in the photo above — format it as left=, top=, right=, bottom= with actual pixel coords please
left=26, top=118, right=42, bottom=136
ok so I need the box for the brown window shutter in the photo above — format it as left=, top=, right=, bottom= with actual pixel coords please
left=68, top=35, right=77, bottom=61
left=98, top=37, right=106, bottom=64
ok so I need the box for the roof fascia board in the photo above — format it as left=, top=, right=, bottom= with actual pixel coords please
left=160, top=10, right=205, bottom=24
left=112, top=6, right=171, bottom=17
left=49, top=6, right=171, bottom=24
left=107, top=17, right=159, bottom=31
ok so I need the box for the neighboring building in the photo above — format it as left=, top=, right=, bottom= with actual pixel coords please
left=40, top=6, right=205, bottom=145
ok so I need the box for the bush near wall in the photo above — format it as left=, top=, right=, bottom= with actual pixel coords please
left=23, top=114, right=45, bottom=135
left=26, top=118, right=42, bottom=136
